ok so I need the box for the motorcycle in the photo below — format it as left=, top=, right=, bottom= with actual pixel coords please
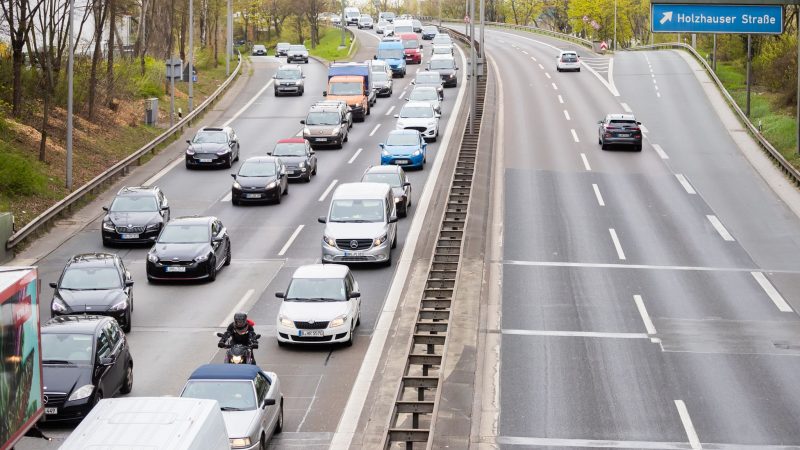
left=216, top=332, right=261, bottom=365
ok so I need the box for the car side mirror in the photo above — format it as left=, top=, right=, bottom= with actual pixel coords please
left=393, top=114, right=399, bottom=118
left=212, top=236, right=224, bottom=243
left=318, top=216, right=327, bottom=223
left=161, top=205, right=169, bottom=211
left=216, top=332, right=225, bottom=338
left=186, top=140, right=191, bottom=145
left=275, top=292, right=285, bottom=298
left=389, top=216, right=398, bottom=223
left=300, top=120, right=306, bottom=124
left=435, top=113, right=441, bottom=118
left=349, top=291, right=361, bottom=299
left=373, top=55, right=377, bottom=59
left=272, top=75, right=276, bottom=79
left=310, top=150, right=315, bottom=155
left=49, top=282, right=57, bottom=289
left=125, top=280, right=134, bottom=287
left=267, top=152, right=272, bottom=156
left=419, top=45, right=423, bottom=49
left=378, top=143, right=385, bottom=148
left=102, top=206, right=109, bottom=212
left=263, top=398, right=276, bottom=407
left=231, top=173, right=237, bottom=179
left=425, top=67, right=429, bottom=71
left=637, top=121, right=642, bottom=125
left=254, top=334, right=261, bottom=340
left=322, top=91, right=327, bottom=96
left=403, top=182, right=411, bottom=187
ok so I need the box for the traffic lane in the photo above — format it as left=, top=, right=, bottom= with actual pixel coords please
left=616, top=50, right=800, bottom=272
left=499, top=334, right=686, bottom=443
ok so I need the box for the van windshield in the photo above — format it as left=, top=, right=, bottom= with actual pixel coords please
left=329, top=199, right=384, bottom=222
left=182, top=380, right=257, bottom=411
left=330, top=82, right=363, bottom=96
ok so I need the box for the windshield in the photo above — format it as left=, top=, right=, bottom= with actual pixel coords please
left=277, top=43, right=290, bottom=49
left=158, top=224, right=209, bottom=244
left=363, top=173, right=402, bottom=187
left=289, top=45, right=306, bottom=51
left=329, top=199, right=385, bottom=222
left=423, top=26, right=437, bottom=33
left=377, top=49, right=404, bottom=60
left=60, top=266, right=121, bottom=290
left=182, top=380, right=257, bottom=410
left=429, top=59, right=454, bottom=70
left=433, top=46, right=451, bottom=54
left=403, top=39, right=420, bottom=49
left=306, top=111, right=340, bottom=126
left=383, top=13, right=395, bottom=20
left=373, top=72, right=388, bottom=82
left=109, top=195, right=158, bottom=212
left=42, top=333, right=93, bottom=364
left=410, top=89, right=437, bottom=101
left=192, top=131, right=227, bottom=144
left=286, top=278, right=346, bottom=301
left=386, top=133, right=420, bottom=146
left=433, top=37, right=451, bottom=45
left=416, top=73, right=440, bottom=84
left=401, top=106, right=434, bottom=118
left=330, top=82, right=363, bottom=96
left=377, top=20, right=388, bottom=26
left=276, top=69, right=301, bottom=79
left=273, top=143, right=306, bottom=156
left=238, top=161, right=276, bottom=177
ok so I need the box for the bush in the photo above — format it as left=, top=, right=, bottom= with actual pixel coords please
left=0, top=151, right=47, bottom=197
left=754, top=30, right=798, bottom=106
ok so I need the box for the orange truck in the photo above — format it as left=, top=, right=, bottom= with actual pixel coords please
left=323, top=63, right=377, bottom=122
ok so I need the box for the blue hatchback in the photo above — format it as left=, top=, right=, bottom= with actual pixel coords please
left=380, top=130, right=427, bottom=169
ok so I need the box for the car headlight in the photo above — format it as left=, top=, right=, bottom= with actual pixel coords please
left=232, top=181, right=241, bottom=190
left=68, top=384, right=95, bottom=401
left=231, top=355, right=243, bottom=364
left=374, top=233, right=388, bottom=246
left=330, top=126, right=341, bottom=136
left=394, top=197, right=402, bottom=203
left=230, top=438, right=251, bottom=448
left=324, top=235, right=336, bottom=246
left=147, top=253, right=159, bottom=263
left=186, top=148, right=195, bottom=155
left=266, top=181, right=277, bottom=189
left=329, top=315, right=347, bottom=328
left=145, top=223, right=160, bottom=230
left=381, top=149, right=390, bottom=156
left=194, top=254, right=209, bottom=262
left=279, top=315, right=295, bottom=328
left=102, top=221, right=115, bottom=231
left=109, top=299, right=128, bottom=311
left=303, top=127, right=311, bottom=135
left=216, top=147, right=231, bottom=155
left=52, top=297, right=68, bottom=312
left=412, top=149, right=422, bottom=156
left=298, top=161, right=306, bottom=168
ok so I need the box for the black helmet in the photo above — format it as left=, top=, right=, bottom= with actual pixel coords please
left=233, top=312, right=248, bottom=334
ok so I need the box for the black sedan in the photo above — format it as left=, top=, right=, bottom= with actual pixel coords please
left=185, top=126, right=241, bottom=169
left=41, top=315, right=133, bottom=423
left=598, top=113, right=643, bottom=151
left=231, top=156, right=289, bottom=204
left=101, top=186, right=170, bottom=246
left=146, top=216, right=231, bottom=282
left=50, top=253, right=134, bottom=332
left=270, top=139, right=317, bottom=182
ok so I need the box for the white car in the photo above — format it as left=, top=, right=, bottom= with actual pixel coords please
left=556, top=50, right=580, bottom=72
left=376, top=20, right=389, bottom=34
left=431, top=44, right=453, bottom=56
left=275, top=264, right=361, bottom=346
left=406, top=86, right=441, bottom=114
left=432, top=34, right=453, bottom=46
left=394, top=101, right=440, bottom=142
left=331, top=15, right=341, bottom=25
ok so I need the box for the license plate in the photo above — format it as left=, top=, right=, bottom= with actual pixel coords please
left=316, top=138, right=328, bottom=142
left=245, top=193, right=262, bottom=199
left=199, top=158, right=213, bottom=163
left=45, top=407, right=57, bottom=415
left=299, top=330, right=324, bottom=337
left=618, top=134, right=630, bottom=138
left=344, top=251, right=365, bottom=257
left=165, top=266, right=186, bottom=272
left=395, top=159, right=410, bottom=165
left=121, top=233, right=139, bottom=239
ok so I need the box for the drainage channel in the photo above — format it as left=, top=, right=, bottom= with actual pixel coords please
left=383, top=33, right=487, bottom=450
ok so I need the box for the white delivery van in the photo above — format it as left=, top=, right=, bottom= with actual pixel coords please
left=60, top=397, right=230, bottom=450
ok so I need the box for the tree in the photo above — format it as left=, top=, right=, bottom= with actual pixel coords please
left=300, top=0, right=326, bottom=48
left=0, top=0, right=45, bottom=117
left=88, top=0, right=109, bottom=119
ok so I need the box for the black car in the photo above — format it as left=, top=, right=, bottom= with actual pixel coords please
left=146, top=216, right=231, bottom=282
left=185, top=126, right=241, bottom=169
left=41, top=315, right=133, bottom=423
left=101, top=186, right=170, bottom=246
left=372, top=71, right=394, bottom=97
left=598, top=113, right=643, bottom=151
left=427, top=56, right=458, bottom=88
left=421, top=26, right=438, bottom=40
left=270, top=139, right=317, bottom=182
left=231, top=157, right=289, bottom=205
left=50, top=253, right=134, bottom=332
left=276, top=42, right=291, bottom=56
left=361, top=165, right=412, bottom=217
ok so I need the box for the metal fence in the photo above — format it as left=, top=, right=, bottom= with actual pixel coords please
left=6, top=53, right=244, bottom=251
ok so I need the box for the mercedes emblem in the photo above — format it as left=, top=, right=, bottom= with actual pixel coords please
left=43, top=395, right=48, bottom=404
left=350, top=240, right=359, bottom=249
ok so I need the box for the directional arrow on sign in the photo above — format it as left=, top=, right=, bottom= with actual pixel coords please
left=660, top=11, right=673, bottom=24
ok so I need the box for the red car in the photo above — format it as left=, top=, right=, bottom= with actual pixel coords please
left=400, top=33, right=422, bottom=65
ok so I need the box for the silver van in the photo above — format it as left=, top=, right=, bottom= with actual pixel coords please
left=318, top=183, right=398, bottom=265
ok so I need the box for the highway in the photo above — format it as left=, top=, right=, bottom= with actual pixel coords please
left=18, top=26, right=466, bottom=449
left=484, top=27, right=800, bottom=448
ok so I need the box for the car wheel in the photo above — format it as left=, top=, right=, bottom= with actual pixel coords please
left=598, top=136, right=602, bottom=145
left=185, top=162, right=192, bottom=169
left=235, top=149, right=240, bottom=162
left=343, top=133, right=349, bottom=143
left=312, top=165, right=317, bottom=175
left=356, top=310, right=361, bottom=326
left=207, top=257, right=217, bottom=282
left=224, top=243, right=232, bottom=266
left=122, top=307, right=132, bottom=333
left=226, top=157, right=233, bottom=169
left=344, top=327, right=354, bottom=347
left=275, top=190, right=282, bottom=204
left=274, top=90, right=279, bottom=97
left=284, top=183, right=288, bottom=195
left=577, top=68, right=581, bottom=72
left=275, top=401, right=284, bottom=433
left=399, top=204, right=407, bottom=218
left=120, top=362, right=133, bottom=394
left=391, top=233, right=397, bottom=249
left=635, top=144, right=642, bottom=152
left=260, top=433, right=267, bottom=450
left=304, top=172, right=312, bottom=182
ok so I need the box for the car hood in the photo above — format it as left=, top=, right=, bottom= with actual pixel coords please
left=385, top=59, right=405, bottom=67
left=56, top=288, right=126, bottom=309
left=236, top=175, right=278, bottom=188
left=274, top=155, right=305, bottom=165
left=105, top=211, right=162, bottom=227
left=384, top=144, right=421, bottom=155
left=44, top=364, right=91, bottom=397
left=279, top=300, right=350, bottom=322
left=152, top=243, right=210, bottom=261
left=188, top=143, right=228, bottom=153
left=222, top=409, right=260, bottom=439
left=289, top=50, right=308, bottom=56
left=397, top=117, right=437, bottom=128
left=325, top=221, right=387, bottom=239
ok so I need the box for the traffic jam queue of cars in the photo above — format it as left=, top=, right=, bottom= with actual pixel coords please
left=38, top=16, right=458, bottom=449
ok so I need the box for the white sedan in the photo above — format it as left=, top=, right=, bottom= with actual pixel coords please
left=395, top=101, right=440, bottom=142
left=556, top=50, right=581, bottom=72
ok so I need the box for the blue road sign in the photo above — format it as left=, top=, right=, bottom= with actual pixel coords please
left=651, top=3, right=783, bottom=34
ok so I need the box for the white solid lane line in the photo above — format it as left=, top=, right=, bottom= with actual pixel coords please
left=571, top=129, right=580, bottom=142
left=609, top=228, right=626, bottom=260
left=640, top=124, right=649, bottom=133
left=318, top=179, right=338, bottom=202
left=675, top=174, right=697, bottom=195
left=219, top=289, right=255, bottom=327
left=221, top=192, right=232, bottom=202
left=369, top=123, right=381, bottom=136
left=706, top=215, right=735, bottom=241
left=558, top=95, right=564, bottom=104
left=348, top=148, right=364, bottom=164
left=563, top=110, right=570, bottom=121
left=652, top=144, right=669, bottom=159
left=580, top=153, right=591, bottom=170
left=278, top=224, right=305, bottom=256
left=620, top=102, right=632, bottom=113
left=545, top=72, right=551, bottom=79
left=223, top=80, right=275, bottom=127
left=751, top=272, right=793, bottom=312
left=633, top=295, right=657, bottom=335
left=552, top=83, right=558, bottom=90
left=385, top=105, right=395, bottom=116
left=674, top=400, right=703, bottom=450
left=592, top=184, right=605, bottom=206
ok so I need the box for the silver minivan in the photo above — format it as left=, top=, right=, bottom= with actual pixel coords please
left=318, top=182, right=398, bottom=265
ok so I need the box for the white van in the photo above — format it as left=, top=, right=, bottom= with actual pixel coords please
left=60, top=397, right=229, bottom=450
left=344, top=7, right=360, bottom=26
left=393, top=19, right=415, bottom=34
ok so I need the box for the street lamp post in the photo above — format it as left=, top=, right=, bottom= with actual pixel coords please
left=66, top=0, right=75, bottom=189
left=613, top=0, right=617, bottom=51
left=226, top=0, right=231, bottom=76
left=188, top=0, right=194, bottom=112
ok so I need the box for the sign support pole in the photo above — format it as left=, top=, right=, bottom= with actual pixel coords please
left=712, top=34, right=717, bottom=72
left=170, top=69, right=175, bottom=126
left=341, top=0, right=346, bottom=47
left=746, top=33, right=752, bottom=117
left=189, top=0, right=194, bottom=113
left=797, top=19, right=799, bottom=155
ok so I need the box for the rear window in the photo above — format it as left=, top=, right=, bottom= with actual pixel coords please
left=609, top=120, right=637, bottom=126
left=561, top=55, right=578, bottom=62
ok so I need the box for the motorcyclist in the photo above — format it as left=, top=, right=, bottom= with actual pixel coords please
left=218, top=312, right=259, bottom=363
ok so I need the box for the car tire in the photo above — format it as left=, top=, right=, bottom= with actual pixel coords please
left=399, top=204, right=407, bottom=218
left=122, top=308, right=132, bottom=333
left=276, top=190, right=282, bottom=204
left=226, top=158, right=233, bottom=169
left=284, top=183, right=288, bottom=195
left=391, top=234, right=397, bottom=249
left=224, top=243, right=232, bottom=266
left=343, top=133, right=349, bottom=143
left=344, top=328, right=354, bottom=347
left=275, top=401, right=284, bottom=433
left=598, top=137, right=602, bottom=145
left=304, top=173, right=312, bottom=182
left=577, top=68, right=581, bottom=72
left=601, top=142, right=608, bottom=150
left=185, top=162, right=192, bottom=169
left=635, top=144, right=642, bottom=152
left=208, top=257, right=217, bottom=282
left=312, top=165, right=317, bottom=175
left=235, top=149, right=240, bottom=162
left=120, top=362, right=133, bottom=394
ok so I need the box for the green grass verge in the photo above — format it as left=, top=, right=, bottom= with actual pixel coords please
left=305, top=27, right=353, bottom=62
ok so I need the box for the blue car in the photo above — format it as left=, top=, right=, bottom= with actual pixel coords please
left=380, top=130, right=426, bottom=169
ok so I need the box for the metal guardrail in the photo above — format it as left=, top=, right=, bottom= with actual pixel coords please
left=628, top=42, right=800, bottom=184
left=431, top=18, right=593, bottom=49
left=6, top=53, right=244, bottom=250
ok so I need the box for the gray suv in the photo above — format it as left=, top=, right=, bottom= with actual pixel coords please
left=287, top=44, right=309, bottom=63
left=301, top=101, right=351, bottom=149
left=273, top=64, right=305, bottom=96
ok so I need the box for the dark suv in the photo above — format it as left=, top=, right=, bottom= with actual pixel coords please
left=41, top=315, right=133, bottom=423
left=301, top=101, right=352, bottom=149
left=185, top=126, right=241, bottom=169
left=102, top=186, right=170, bottom=246
left=598, top=114, right=643, bottom=151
